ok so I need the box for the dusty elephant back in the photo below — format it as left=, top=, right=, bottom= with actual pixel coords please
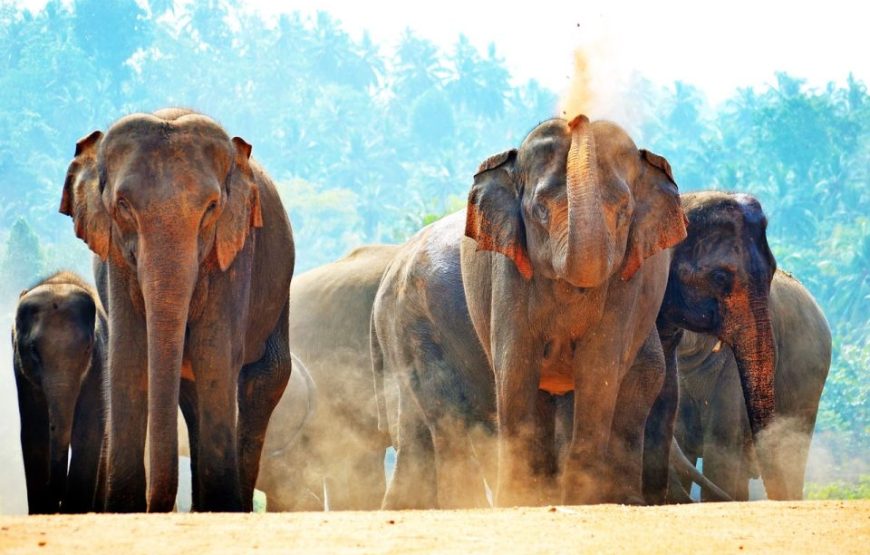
left=768, top=271, right=831, bottom=413
left=288, top=244, right=400, bottom=426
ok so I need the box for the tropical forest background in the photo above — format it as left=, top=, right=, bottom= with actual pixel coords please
left=0, top=0, right=867, bottom=511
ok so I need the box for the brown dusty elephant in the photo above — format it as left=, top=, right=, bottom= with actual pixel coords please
left=257, top=245, right=398, bottom=511
left=60, top=108, right=295, bottom=512
left=372, top=116, right=688, bottom=508
left=671, top=270, right=831, bottom=501
left=653, top=191, right=797, bottom=501
left=12, top=271, right=107, bottom=514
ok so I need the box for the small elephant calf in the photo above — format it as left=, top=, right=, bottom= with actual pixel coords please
left=12, top=271, right=107, bottom=513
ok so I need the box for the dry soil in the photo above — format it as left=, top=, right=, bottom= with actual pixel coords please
left=1, top=500, right=868, bottom=554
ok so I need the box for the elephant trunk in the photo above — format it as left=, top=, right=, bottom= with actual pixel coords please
left=724, top=285, right=785, bottom=499
left=46, top=390, right=78, bottom=511
left=138, top=231, right=198, bottom=512
left=558, top=115, right=614, bottom=288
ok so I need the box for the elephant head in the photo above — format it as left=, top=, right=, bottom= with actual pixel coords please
left=59, top=110, right=262, bottom=510
left=14, top=277, right=97, bottom=512
left=466, top=115, right=687, bottom=288
left=660, top=191, right=783, bottom=498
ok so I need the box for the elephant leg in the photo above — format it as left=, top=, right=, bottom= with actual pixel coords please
left=327, top=437, right=387, bottom=510
left=408, top=343, right=489, bottom=509
left=189, top=342, right=243, bottom=512
left=528, top=390, right=559, bottom=505
left=93, top=433, right=108, bottom=511
left=14, top=366, right=52, bottom=514
left=563, top=345, right=623, bottom=505
left=104, top=276, right=148, bottom=513
left=237, top=302, right=292, bottom=512
left=609, top=329, right=665, bottom=505
left=468, top=421, right=498, bottom=501
left=642, top=327, right=679, bottom=504
left=780, top=413, right=816, bottom=499
left=702, top=389, right=748, bottom=501
left=383, top=379, right=437, bottom=510
left=179, top=378, right=199, bottom=511
left=64, top=362, right=106, bottom=513
left=674, top=390, right=702, bottom=498
left=258, top=435, right=323, bottom=512
left=553, top=392, right=574, bottom=475
left=348, top=445, right=389, bottom=510
left=492, top=334, right=544, bottom=507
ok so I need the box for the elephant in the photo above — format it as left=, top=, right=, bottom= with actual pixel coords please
left=670, top=269, right=831, bottom=501
left=12, top=271, right=107, bottom=513
left=256, top=245, right=398, bottom=511
left=372, top=115, right=688, bottom=508
left=654, top=191, right=803, bottom=501
left=59, top=108, right=295, bottom=512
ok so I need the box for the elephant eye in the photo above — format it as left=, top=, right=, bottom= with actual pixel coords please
left=710, top=268, right=733, bottom=289
left=201, top=200, right=219, bottom=227
left=117, top=197, right=132, bottom=217
left=532, top=202, right=548, bottom=223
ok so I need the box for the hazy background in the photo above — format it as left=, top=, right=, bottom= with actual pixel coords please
left=0, top=0, right=867, bottom=512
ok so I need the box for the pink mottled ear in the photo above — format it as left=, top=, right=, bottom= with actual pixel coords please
left=215, top=137, right=263, bottom=271
left=60, top=130, right=111, bottom=260
left=464, top=148, right=532, bottom=279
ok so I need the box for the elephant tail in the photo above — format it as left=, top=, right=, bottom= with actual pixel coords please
left=290, top=352, right=317, bottom=441
left=670, top=437, right=733, bottom=502
left=370, top=310, right=388, bottom=436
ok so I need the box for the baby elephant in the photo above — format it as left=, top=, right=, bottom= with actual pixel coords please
left=12, top=271, right=107, bottom=513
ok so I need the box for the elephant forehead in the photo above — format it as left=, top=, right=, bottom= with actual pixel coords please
left=106, top=112, right=230, bottom=144
left=591, top=120, right=637, bottom=152
left=18, top=290, right=93, bottom=346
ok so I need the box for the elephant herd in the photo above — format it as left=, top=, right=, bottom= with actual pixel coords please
left=11, top=109, right=831, bottom=514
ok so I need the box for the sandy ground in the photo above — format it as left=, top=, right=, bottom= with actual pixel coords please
left=0, top=501, right=868, bottom=554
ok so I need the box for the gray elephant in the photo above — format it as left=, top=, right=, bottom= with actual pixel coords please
left=60, top=109, right=295, bottom=512
left=372, top=116, right=688, bottom=508
left=255, top=245, right=398, bottom=511
left=12, top=271, right=107, bottom=513
left=671, top=270, right=831, bottom=501
left=653, top=191, right=828, bottom=501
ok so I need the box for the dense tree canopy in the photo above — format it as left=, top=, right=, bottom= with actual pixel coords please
left=0, top=0, right=866, bottom=491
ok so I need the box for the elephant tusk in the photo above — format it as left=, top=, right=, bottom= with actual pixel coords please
left=712, top=340, right=723, bottom=353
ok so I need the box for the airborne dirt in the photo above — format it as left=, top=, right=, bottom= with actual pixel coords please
left=0, top=500, right=867, bottom=554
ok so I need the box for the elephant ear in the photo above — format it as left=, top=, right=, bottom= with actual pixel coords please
left=464, top=148, right=532, bottom=279
left=59, top=130, right=111, bottom=261
left=620, top=149, right=688, bottom=280
left=215, top=136, right=263, bottom=271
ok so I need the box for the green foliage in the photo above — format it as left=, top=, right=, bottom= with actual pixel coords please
left=0, top=218, right=44, bottom=299
left=806, top=475, right=870, bottom=500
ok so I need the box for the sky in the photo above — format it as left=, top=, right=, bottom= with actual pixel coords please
left=11, top=0, right=869, bottom=104
left=240, top=0, right=870, bottom=104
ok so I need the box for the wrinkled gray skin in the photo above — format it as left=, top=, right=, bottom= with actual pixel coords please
left=257, top=246, right=398, bottom=511
left=12, top=272, right=108, bottom=514
left=672, top=271, right=831, bottom=501
left=653, top=191, right=791, bottom=502
left=63, top=109, right=295, bottom=512
left=373, top=117, right=688, bottom=508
